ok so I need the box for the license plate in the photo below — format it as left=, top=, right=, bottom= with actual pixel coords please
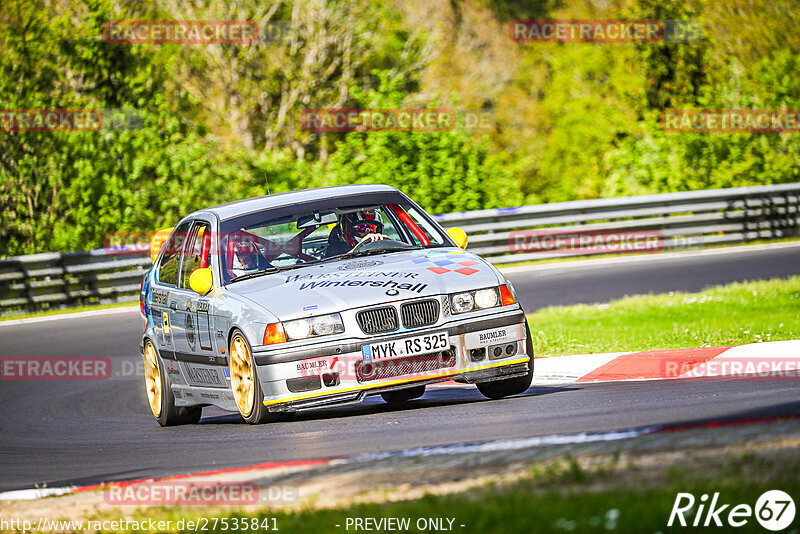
left=363, top=331, right=449, bottom=362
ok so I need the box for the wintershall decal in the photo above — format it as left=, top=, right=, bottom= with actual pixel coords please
left=298, top=280, right=428, bottom=293
left=509, top=229, right=663, bottom=255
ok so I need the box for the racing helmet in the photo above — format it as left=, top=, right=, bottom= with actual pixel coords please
left=341, top=210, right=384, bottom=245
left=232, top=239, right=259, bottom=272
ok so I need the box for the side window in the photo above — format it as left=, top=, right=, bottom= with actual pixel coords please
left=376, top=207, right=401, bottom=241
left=156, top=221, right=191, bottom=287
left=406, top=207, right=445, bottom=246
left=180, top=223, right=211, bottom=289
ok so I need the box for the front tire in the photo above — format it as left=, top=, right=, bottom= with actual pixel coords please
left=229, top=330, right=275, bottom=424
left=381, top=385, right=425, bottom=405
left=143, top=339, right=202, bottom=426
left=476, top=322, right=534, bottom=400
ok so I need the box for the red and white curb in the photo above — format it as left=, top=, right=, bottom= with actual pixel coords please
left=534, top=340, right=800, bottom=384
left=0, top=459, right=340, bottom=501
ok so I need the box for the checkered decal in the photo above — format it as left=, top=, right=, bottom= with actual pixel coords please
left=410, top=253, right=481, bottom=275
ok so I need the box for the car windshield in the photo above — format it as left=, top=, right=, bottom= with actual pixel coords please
left=218, top=201, right=448, bottom=284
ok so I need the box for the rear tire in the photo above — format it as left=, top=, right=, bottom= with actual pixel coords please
left=381, top=385, right=426, bottom=405
left=229, top=330, right=276, bottom=424
left=476, top=322, right=534, bottom=400
left=144, top=339, right=202, bottom=426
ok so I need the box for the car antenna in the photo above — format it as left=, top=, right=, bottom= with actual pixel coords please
left=264, top=173, right=271, bottom=195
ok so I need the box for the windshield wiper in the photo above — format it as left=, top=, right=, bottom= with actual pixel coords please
left=228, top=262, right=319, bottom=284
left=336, top=246, right=421, bottom=261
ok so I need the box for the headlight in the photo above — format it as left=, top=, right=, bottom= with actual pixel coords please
left=281, top=313, right=345, bottom=341
left=449, top=286, right=510, bottom=314
left=284, top=318, right=311, bottom=340
left=451, top=292, right=474, bottom=313
left=474, top=288, right=499, bottom=309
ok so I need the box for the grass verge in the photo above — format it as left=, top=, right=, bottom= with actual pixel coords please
left=0, top=301, right=138, bottom=322
left=529, top=275, right=800, bottom=356
left=78, top=443, right=800, bottom=533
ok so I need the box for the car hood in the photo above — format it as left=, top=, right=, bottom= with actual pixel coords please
left=225, top=248, right=503, bottom=319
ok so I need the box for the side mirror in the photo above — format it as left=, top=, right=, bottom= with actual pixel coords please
left=149, top=227, right=174, bottom=263
left=189, top=268, right=213, bottom=295
left=447, top=227, right=468, bottom=249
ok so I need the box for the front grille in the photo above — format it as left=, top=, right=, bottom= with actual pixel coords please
left=357, top=306, right=399, bottom=334
left=355, top=348, right=456, bottom=382
left=401, top=299, right=440, bottom=328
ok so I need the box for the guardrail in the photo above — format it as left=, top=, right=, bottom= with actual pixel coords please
left=0, top=251, right=151, bottom=311
left=1, top=183, right=798, bottom=313
left=433, top=182, right=800, bottom=263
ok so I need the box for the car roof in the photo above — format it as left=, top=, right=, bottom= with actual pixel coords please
left=195, top=184, right=402, bottom=221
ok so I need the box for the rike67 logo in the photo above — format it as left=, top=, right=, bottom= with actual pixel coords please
left=668, top=490, right=796, bottom=531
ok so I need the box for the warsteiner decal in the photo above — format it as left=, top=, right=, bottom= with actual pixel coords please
left=285, top=271, right=418, bottom=283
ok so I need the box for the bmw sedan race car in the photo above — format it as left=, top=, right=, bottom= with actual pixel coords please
left=139, top=184, right=534, bottom=425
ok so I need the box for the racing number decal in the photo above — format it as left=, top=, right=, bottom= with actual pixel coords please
left=162, top=311, right=172, bottom=345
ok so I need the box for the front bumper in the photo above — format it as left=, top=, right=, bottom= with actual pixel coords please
left=253, top=309, right=529, bottom=412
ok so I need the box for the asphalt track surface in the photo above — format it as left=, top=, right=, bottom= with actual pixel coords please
left=0, top=243, right=798, bottom=492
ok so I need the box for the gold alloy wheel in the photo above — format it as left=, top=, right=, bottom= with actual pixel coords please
left=143, top=341, right=162, bottom=417
left=229, top=334, right=255, bottom=417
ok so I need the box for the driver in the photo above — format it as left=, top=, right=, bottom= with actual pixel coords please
left=326, top=210, right=388, bottom=257
left=230, top=240, right=261, bottom=278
